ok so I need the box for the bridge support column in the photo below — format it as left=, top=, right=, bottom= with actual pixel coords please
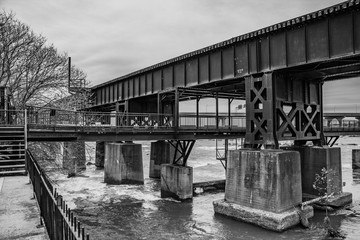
left=244, top=72, right=322, bottom=149
left=159, top=140, right=195, bottom=200
left=213, top=149, right=313, bottom=232
left=104, top=142, right=144, bottom=184
left=149, top=141, right=174, bottom=178
left=95, top=141, right=105, bottom=168
left=161, top=164, right=193, bottom=201
left=352, top=149, right=360, bottom=169
left=287, top=146, right=352, bottom=207
left=63, top=141, right=86, bottom=176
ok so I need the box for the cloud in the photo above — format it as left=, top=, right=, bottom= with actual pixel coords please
left=323, top=78, right=360, bottom=112
left=2, top=0, right=359, bottom=111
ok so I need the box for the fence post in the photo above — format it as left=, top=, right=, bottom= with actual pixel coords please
left=55, top=195, right=63, bottom=240
left=24, top=109, right=28, bottom=151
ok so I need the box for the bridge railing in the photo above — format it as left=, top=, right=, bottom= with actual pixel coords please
left=179, top=113, right=246, bottom=130
left=0, top=109, right=26, bottom=125
left=26, top=107, right=174, bottom=129
left=25, top=108, right=247, bottom=131
left=2, top=107, right=359, bottom=133
left=81, top=112, right=174, bottom=128
left=323, top=119, right=360, bottom=132
left=27, top=107, right=78, bottom=126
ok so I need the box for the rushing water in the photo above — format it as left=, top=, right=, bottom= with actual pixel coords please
left=47, top=137, right=360, bottom=240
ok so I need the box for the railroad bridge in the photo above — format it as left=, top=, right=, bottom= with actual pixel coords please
left=1, top=0, right=360, bottom=232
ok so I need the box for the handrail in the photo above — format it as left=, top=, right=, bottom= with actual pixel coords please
left=26, top=150, right=90, bottom=240
left=0, top=109, right=26, bottom=125
left=1, top=109, right=359, bottom=132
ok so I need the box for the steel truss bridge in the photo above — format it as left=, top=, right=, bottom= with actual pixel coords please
left=1, top=0, right=360, bottom=166
left=82, top=0, right=360, bottom=150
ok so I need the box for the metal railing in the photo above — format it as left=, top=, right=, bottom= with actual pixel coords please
left=26, top=107, right=174, bottom=129
left=0, top=109, right=26, bottom=125
left=1, top=108, right=360, bottom=134
left=27, top=150, right=90, bottom=240
left=323, top=119, right=360, bottom=132
left=179, top=113, right=246, bottom=129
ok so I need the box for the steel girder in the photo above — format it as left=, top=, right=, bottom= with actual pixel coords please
left=168, top=140, right=196, bottom=166
left=244, top=72, right=322, bottom=148
left=91, top=1, right=360, bottom=109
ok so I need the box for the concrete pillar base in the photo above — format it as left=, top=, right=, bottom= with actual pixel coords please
left=213, top=149, right=311, bottom=231
left=149, top=141, right=173, bottom=178
left=352, top=149, right=360, bottom=169
left=161, top=164, right=193, bottom=201
left=287, top=146, right=352, bottom=208
left=213, top=199, right=313, bottom=232
left=95, top=141, right=105, bottom=168
left=63, top=141, right=86, bottom=176
left=224, top=149, right=302, bottom=212
left=104, top=143, right=144, bottom=184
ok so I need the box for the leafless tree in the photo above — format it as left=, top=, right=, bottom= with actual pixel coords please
left=1, top=11, right=94, bottom=175
left=0, top=11, right=88, bottom=109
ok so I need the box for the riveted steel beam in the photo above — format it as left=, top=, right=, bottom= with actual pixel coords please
left=91, top=1, right=360, bottom=110
left=244, top=71, right=323, bottom=148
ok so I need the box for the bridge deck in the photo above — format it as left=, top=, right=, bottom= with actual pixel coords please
left=2, top=109, right=359, bottom=141
left=27, top=125, right=360, bottom=141
left=27, top=124, right=246, bottom=141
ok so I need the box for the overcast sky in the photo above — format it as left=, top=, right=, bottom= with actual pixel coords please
left=1, top=0, right=359, bottom=112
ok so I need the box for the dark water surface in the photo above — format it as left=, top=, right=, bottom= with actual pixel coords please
left=49, top=138, right=360, bottom=240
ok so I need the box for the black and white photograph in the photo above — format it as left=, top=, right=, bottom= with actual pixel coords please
left=1, top=0, right=360, bottom=239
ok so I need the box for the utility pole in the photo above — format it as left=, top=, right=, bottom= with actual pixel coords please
left=68, top=57, right=71, bottom=92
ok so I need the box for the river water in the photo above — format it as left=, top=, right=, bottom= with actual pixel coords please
left=46, top=137, right=360, bottom=240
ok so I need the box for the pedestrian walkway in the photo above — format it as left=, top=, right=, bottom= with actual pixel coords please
left=0, top=175, right=48, bottom=240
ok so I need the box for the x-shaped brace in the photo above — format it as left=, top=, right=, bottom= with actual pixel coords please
left=277, top=107, right=297, bottom=136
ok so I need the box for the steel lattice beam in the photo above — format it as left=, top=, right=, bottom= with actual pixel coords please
left=90, top=1, right=360, bottom=109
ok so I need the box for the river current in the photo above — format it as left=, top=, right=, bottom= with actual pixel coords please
left=47, top=137, right=360, bottom=240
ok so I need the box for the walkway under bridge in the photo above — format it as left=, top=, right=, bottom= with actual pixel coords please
left=1, top=108, right=359, bottom=142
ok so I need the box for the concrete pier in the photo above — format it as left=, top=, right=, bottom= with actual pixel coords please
left=95, top=141, right=105, bottom=168
left=288, top=146, right=352, bottom=208
left=63, top=141, right=86, bottom=175
left=352, top=149, right=360, bottom=169
left=161, top=164, right=193, bottom=201
left=213, top=149, right=313, bottom=232
left=104, top=142, right=144, bottom=184
left=149, top=141, right=173, bottom=178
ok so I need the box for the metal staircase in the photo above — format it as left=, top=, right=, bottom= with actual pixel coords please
left=0, top=126, right=26, bottom=176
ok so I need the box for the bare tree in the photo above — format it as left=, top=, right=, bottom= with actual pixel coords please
left=1, top=11, right=94, bottom=175
left=0, top=11, right=88, bottom=109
